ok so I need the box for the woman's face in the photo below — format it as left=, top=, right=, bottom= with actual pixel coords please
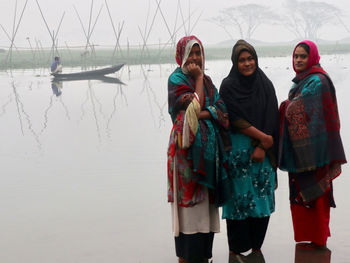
left=294, top=46, right=309, bottom=72
left=237, top=51, right=256, bottom=76
left=185, top=44, right=202, bottom=69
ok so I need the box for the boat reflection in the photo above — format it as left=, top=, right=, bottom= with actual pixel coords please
left=52, top=75, right=124, bottom=84
left=294, top=243, right=331, bottom=263
left=50, top=75, right=125, bottom=98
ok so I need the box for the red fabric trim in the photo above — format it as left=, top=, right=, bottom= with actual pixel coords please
left=309, top=66, right=326, bottom=75
left=294, top=65, right=327, bottom=81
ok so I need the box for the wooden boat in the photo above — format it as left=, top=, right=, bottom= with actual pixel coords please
left=52, top=63, right=124, bottom=80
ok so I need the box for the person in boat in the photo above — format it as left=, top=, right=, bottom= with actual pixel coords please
left=167, top=35, right=231, bottom=263
left=51, top=56, right=62, bottom=74
left=219, top=39, right=279, bottom=262
left=279, top=40, right=346, bottom=248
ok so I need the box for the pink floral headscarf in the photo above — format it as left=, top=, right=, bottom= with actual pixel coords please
left=175, top=35, right=204, bottom=74
left=292, top=40, right=321, bottom=73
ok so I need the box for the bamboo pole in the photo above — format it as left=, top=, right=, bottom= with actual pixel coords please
left=154, top=0, right=175, bottom=44
left=177, top=0, right=188, bottom=36
left=6, top=0, right=29, bottom=70
left=74, top=1, right=103, bottom=68
left=157, top=9, right=198, bottom=57
left=105, top=0, right=124, bottom=60
left=35, top=0, right=66, bottom=62
left=26, top=37, right=35, bottom=68
left=0, top=24, right=19, bottom=51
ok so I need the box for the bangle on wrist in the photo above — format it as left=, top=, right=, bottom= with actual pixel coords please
left=257, top=142, right=266, bottom=151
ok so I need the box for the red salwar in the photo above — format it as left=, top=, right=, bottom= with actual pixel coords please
left=290, top=192, right=331, bottom=246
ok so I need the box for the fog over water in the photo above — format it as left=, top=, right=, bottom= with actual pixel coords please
left=0, top=0, right=350, bottom=262
left=0, top=0, right=349, bottom=48
left=0, top=53, right=349, bottom=262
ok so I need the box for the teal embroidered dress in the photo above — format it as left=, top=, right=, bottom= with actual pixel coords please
left=222, top=133, right=276, bottom=220
left=219, top=40, right=279, bottom=221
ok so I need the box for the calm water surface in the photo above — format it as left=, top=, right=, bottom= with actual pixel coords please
left=0, top=56, right=349, bottom=263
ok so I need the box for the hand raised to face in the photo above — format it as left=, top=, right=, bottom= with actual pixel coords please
left=186, top=63, right=203, bottom=80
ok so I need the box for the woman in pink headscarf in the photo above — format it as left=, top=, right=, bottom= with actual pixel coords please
left=167, top=35, right=231, bottom=263
left=279, top=40, right=346, bottom=247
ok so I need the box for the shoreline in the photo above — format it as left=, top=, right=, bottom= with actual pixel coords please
left=1, top=43, right=350, bottom=70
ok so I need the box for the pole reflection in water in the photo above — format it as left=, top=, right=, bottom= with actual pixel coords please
left=88, top=80, right=102, bottom=142
left=11, top=80, right=42, bottom=149
left=11, top=80, right=25, bottom=135
left=0, top=92, right=13, bottom=117
left=75, top=76, right=126, bottom=142
left=140, top=64, right=166, bottom=128
left=106, top=84, right=127, bottom=138
left=294, top=243, right=331, bottom=263
left=41, top=80, right=70, bottom=134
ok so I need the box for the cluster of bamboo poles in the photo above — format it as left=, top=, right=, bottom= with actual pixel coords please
left=0, top=0, right=203, bottom=70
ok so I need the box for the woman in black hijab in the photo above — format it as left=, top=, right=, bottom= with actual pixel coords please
left=219, top=40, right=279, bottom=262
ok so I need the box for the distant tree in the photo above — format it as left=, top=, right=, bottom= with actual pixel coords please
left=208, top=4, right=279, bottom=40
left=283, top=0, right=349, bottom=40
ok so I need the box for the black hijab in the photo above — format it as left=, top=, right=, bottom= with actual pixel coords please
left=219, top=40, right=278, bottom=136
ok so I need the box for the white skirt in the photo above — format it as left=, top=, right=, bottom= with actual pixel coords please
left=171, top=188, right=220, bottom=235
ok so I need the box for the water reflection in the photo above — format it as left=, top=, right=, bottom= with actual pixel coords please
left=229, top=252, right=265, bottom=263
left=140, top=64, right=166, bottom=128
left=245, top=251, right=266, bottom=263
left=0, top=58, right=348, bottom=263
left=87, top=80, right=103, bottom=141
left=0, top=93, right=13, bottom=117
left=106, top=84, right=128, bottom=138
left=52, top=75, right=124, bottom=84
left=10, top=80, right=42, bottom=149
left=41, top=81, right=70, bottom=134
left=11, top=80, right=25, bottom=135
left=294, top=243, right=331, bottom=263
left=49, top=75, right=126, bottom=141
left=77, top=79, right=126, bottom=142
left=228, top=243, right=332, bottom=263
left=51, top=81, right=62, bottom=97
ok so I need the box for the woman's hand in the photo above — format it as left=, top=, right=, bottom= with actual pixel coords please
left=198, top=110, right=211, bottom=119
left=251, top=147, right=265, bottom=162
left=239, top=126, right=273, bottom=150
left=186, top=63, right=203, bottom=80
left=260, top=134, right=273, bottom=150
left=186, top=63, right=204, bottom=108
left=182, top=94, right=191, bottom=102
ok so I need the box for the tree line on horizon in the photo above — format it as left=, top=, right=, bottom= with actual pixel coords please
left=208, top=0, right=350, bottom=42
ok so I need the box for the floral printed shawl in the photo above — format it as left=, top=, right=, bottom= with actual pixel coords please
left=279, top=40, right=346, bottom=203
left=167, top=36, right=231, bottom=207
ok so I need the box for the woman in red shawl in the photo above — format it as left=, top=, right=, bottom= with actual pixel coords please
left=167, top=35, right=230, bottom=263
left=279, top=40, right=346, bottom=247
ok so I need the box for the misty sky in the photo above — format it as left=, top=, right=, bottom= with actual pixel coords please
left=0, top=0, right=350, bottom=49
